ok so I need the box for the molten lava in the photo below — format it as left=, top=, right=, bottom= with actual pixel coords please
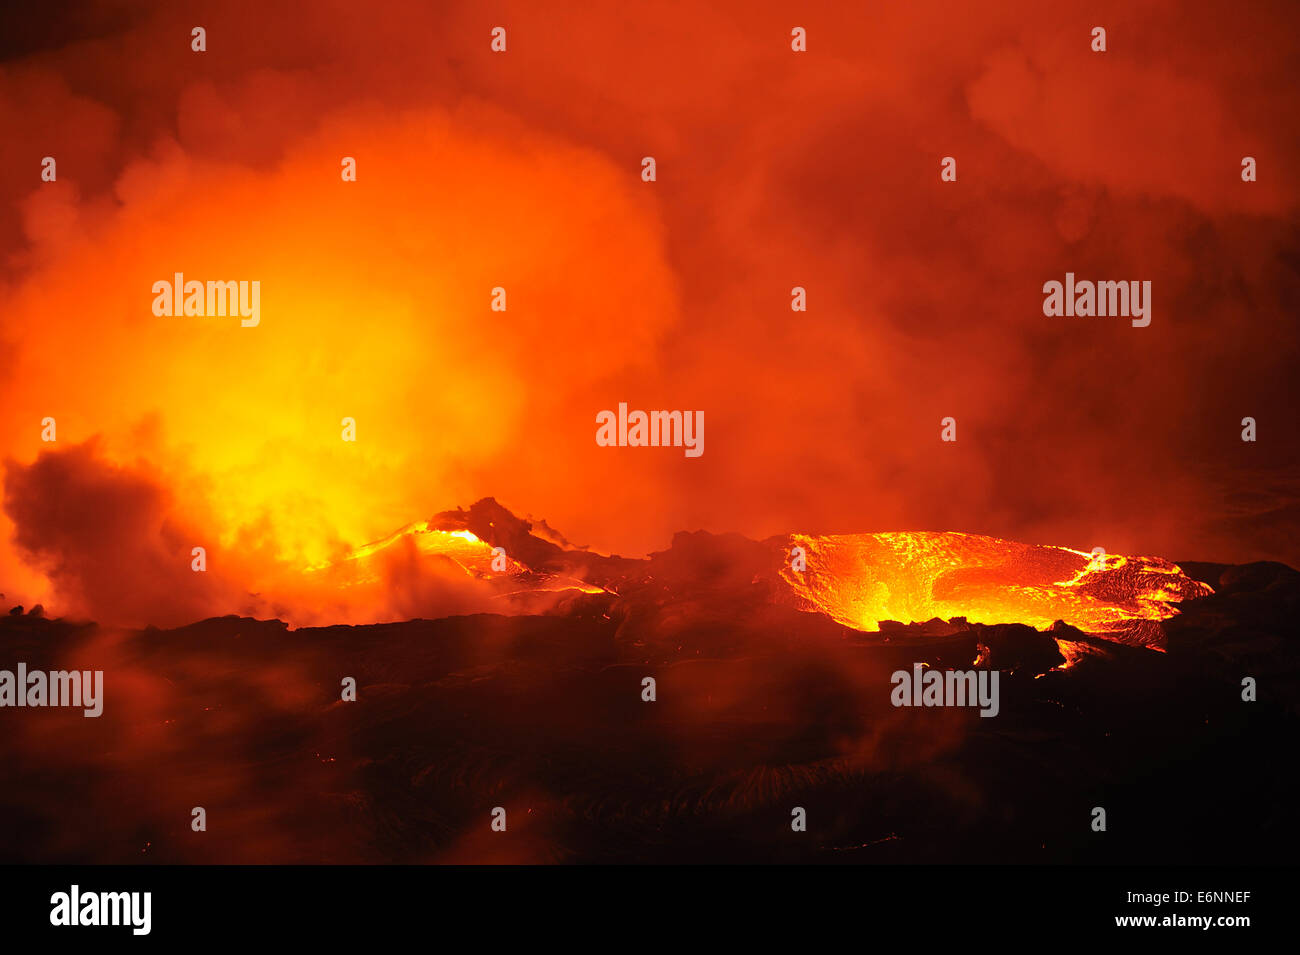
left=778, top=531, right=1212, bottom=645
left=307, top=523, right=525, bottom=578
left=297, top=514, right=607, bottom=625
left=303, top=514, right=1211, bottom=646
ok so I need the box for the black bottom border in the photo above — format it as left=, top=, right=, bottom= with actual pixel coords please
left=0, top=863, right=1287, bottom=941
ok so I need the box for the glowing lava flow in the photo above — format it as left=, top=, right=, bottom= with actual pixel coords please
left=298, top=515, right=1207, bottom=643
left=306, top=522, right=523, bottom=578
left=303, top=518, right=606, bottom=615
left=777, top=531, right=1213, bottom=645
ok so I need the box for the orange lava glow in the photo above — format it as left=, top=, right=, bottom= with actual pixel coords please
left=2, top=0, right=1291, bottom=632
left=309, top=525, right=518, bottom=576
left=0, top=106, right=674, bottom=627
left=294, top=517, right=607, bottom=623
left=1050, top=639, right=1094, bottom=669
left=778, top=531, right=1212, bottom=643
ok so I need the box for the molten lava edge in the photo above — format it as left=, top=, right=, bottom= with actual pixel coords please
left=778, top=531, right=1213, bottom=647
left=299, top=500, right=1211, bottom=649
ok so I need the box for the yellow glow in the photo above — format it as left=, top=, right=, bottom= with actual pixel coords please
left=779, top=531, right=1212, bottom=639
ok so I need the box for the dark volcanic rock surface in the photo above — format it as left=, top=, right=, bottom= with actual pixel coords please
left=1, top=539, right=1297, bottom=864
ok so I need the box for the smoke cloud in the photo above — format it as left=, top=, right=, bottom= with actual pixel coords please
left=1, top=0, right=1298, bottom=625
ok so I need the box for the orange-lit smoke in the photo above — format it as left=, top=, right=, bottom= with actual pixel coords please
left=2, top=0, right=1299, bottom=627
left=1, top=103, right=676, bottom=624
